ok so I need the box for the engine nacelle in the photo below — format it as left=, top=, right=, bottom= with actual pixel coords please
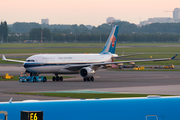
left=80, top=67, right=95, bottom=78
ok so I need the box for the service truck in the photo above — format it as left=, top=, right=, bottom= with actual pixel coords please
left=19, top=73, right=47, bottom=82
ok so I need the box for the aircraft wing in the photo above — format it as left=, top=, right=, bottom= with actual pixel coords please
left=96, top=54, right=178, bottom=65
left=64, top=64, right=90, bottom=71
left=2, top=55, right=25, bottom=63
left=65, top=54, right=178, bottom=71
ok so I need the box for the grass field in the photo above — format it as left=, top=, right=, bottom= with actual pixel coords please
left=0, top=43, right=105, bottom=48
left=1, top=42, right=180, bottom=48
left=1, top=43, right=180, bottom=53
left=14, top=92, right=172, bottom=99
left=0, top=43, right=180, bottom=65
left=1, top=47, right=180, bottom=54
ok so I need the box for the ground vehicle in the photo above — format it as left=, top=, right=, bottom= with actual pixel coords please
left=2, top=73, right=13, bottom=79
left=150, top=64, right=174, bottom=69
left=19, top=73, right=47, bottom=82
left=163, top=64, right=174, bottom=69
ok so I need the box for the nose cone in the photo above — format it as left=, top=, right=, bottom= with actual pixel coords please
left=23, top=63, right=38, bottom=73
left=24, top=62, right=31, bottom=68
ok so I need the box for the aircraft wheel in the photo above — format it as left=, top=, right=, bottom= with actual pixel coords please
left=43, top=77, right=47, bottom=82
left=90, top=76, right=94, bottom=81
left=60, top=76, right=63, bottom=81
left=33, top=77, right=36, bottom=82
left=87, top=77, right=90, bottom=81
left=83, top=78, right=87, bottom=81
left=52, top=77, right=56, bottom=81
left=56, top=76, right=60, bottom=81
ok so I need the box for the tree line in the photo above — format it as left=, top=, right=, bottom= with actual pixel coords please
left=4, top=21, right=180, bottom=43
left=0, top=21, right=8, bottom=42
left=7, top=32, right=180, bottom=43
left=9, top=21, right=180, bottom=34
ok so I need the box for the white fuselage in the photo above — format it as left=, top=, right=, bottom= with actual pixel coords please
left=24, top=53, right=116, bottom=74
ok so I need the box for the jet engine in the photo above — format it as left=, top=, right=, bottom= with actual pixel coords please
left=80, top=67, right=95, bottom=78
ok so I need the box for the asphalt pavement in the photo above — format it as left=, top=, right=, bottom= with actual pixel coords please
left=0, top=65, right=180, bottom=102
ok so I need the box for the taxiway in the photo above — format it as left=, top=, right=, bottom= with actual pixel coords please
left=0, top=65, right=180, bottom=102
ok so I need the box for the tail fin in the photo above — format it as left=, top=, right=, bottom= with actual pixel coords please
left=100, top=25, right=119, bottom=54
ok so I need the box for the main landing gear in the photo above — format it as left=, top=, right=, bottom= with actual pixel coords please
left=52, top=74, right=63, bottom=81
left=83, top=76, right=94, bottom=82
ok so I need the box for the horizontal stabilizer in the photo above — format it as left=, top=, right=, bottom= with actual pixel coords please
left=112, top=53, right=144, bottom=59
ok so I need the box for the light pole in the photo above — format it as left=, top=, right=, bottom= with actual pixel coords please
left=100, top=32, right=101, bottom=43
left=52, top=34, right=53, bottom=43
left=74, top=34, right=76, bottom=43
left=1, top=34, right=3, bottom=43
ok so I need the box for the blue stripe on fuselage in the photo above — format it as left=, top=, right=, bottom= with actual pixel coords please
left=24, top=63, right=94, bottom=68
left=24, top=63, right=66, bottom=68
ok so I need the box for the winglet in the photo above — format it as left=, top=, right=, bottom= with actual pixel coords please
left=2, top=55, right=6, bottom=60
left=2, top=55, right=25, bottom=63
left=171, top=54, right=178, bottom=59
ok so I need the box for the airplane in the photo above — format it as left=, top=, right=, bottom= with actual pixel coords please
left=2, top=25, right=178, bottom=82
left=0, top=96, right=180, bottom=120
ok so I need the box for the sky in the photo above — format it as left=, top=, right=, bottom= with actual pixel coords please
left=0, top=0, right=180, bottom=26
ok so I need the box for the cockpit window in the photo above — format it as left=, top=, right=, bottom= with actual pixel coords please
left=26, top=60, right=35, bottom=62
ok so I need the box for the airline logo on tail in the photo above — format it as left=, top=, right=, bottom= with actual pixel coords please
left=111, top=35, right=116, bottom=47
left=100, top=25, right=119, bottom=54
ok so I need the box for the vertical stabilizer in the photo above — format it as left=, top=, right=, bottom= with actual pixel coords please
left=100, top=25, right=119, bottom=54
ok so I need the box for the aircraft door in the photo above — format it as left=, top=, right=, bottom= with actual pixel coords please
left=0, top=114, right=4, bottom=120
left=0, top=111, right=8, bottom=120
left=146, top=115, right=158, bottom=120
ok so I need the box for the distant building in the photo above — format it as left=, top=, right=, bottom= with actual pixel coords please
left=173, top=8, right=180, bottom=22
left=139, top=17, right=173, bottom=26
left=139, top=21, right=152, bottom=26
left=106, top=17, right=121, bottom=24
left=148, top=17, right=173, bottom=23
left=106, top=17, right=115, bottom=24
left=41, top=19, right=49, bottom=25
left=139, top=8, right=180, bottom=26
